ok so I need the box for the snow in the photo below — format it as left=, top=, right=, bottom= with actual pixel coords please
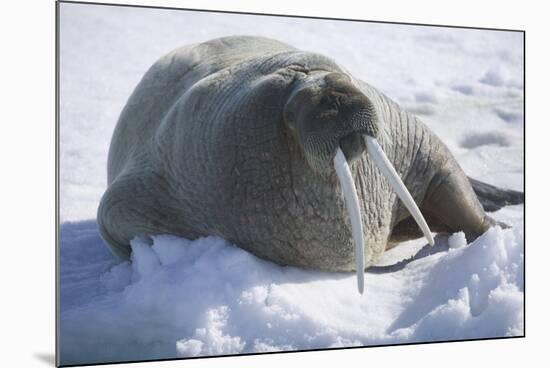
left=58, top=2, right=524, bottom=366
left=448, top=232, right=467, bottom=249
left=59, top=220, right=524, bottom=365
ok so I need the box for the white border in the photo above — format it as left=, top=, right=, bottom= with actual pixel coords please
left=2, top=0, right=546, bottom=367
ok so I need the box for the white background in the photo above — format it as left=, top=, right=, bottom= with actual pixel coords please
left=0, top=0, right=545, bottom=367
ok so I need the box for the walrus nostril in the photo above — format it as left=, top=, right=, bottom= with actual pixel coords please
left=339, top=132, right=366, bottom=163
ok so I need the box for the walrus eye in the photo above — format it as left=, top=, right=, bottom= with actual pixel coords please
left=334, top=136, right=435, bottom=295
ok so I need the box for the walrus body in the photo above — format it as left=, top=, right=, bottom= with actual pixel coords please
left=98, top=36, right=522, bottom=272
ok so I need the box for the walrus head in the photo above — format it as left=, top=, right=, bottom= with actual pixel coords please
left=283, top=71, right=434, bottom=293
left=283, top=72, right=379, bottom=172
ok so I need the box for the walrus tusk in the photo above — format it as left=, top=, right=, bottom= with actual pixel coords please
left=335, top=136, right=434, bottom=294
left=334, top=148, right=365, bottom=294
left=365, top=135, right=435, bottom=246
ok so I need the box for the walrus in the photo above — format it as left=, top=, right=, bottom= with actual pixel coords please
left=97, top=36, right=523, bottom=292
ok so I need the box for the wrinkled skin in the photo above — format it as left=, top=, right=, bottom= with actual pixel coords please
left=98, top=36, right=503, bottom=271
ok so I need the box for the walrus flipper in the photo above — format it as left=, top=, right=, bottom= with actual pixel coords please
left=468, top=177, right=524, bottom=212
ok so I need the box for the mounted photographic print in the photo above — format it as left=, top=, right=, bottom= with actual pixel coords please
left=57, top=1, right=525, bottom=366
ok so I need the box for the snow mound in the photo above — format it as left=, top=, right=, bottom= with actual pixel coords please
left=448, top=231, right=467, bottom=249
left=59, top=221, right=524, bottom=365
